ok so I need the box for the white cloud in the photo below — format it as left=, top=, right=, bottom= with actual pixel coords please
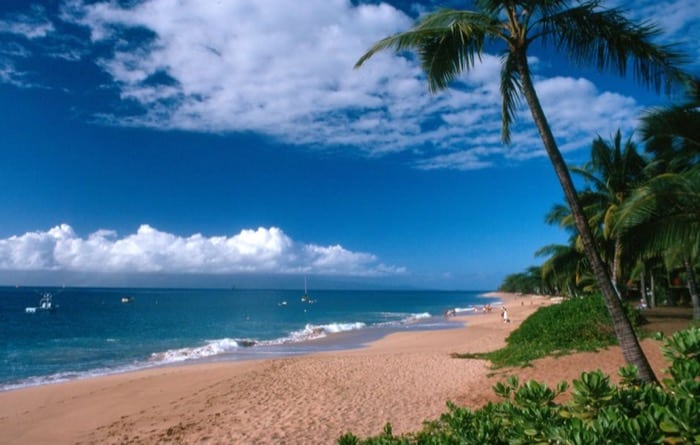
left=0, top=1, right=672, bottom=169
left=0, top=5, right=54, bottom=39
left=49, top=0, right=650, bottom=168
left=535, top=76, right=640, bottom=139
left=0, top=57, right=40, bottom=89
left=0, top=5, right=79, bottom=87
left=624, top=1, right=699, bottom=43
left=413, top=75, right=641, bottom=170
left=612, top=0, right=700, bottom=66
left=0, top=42, right=31, bottom=58
left=416, top=148, right=496, bottom=171
left=0, top=224, right=403, bottom=277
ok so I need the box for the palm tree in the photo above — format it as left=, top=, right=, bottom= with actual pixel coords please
left=616, top=166, right=700, bottom=320
left=545, top=191, right=611, bottom=284
left=571, top=130, right=648, bottom=294
left=499, top=266, right=546, bottom=294
left=536, top=243, right=587, bottom=298
left=641, top=77, right=700, bottom=173
left=620, top=78, right=700, bottom=319
left=355, top=1, right=688, bottom=383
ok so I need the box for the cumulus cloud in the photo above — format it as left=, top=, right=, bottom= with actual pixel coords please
left=0, top=224, right=404, bottom=277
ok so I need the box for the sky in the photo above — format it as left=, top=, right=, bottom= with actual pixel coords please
left=0, top=0, right=697, bottom=290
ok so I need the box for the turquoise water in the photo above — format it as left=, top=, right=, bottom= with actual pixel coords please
left=0, top=287, right=493, bottom=390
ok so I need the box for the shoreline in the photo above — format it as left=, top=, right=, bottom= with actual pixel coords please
left=1, top=293, right=487, bottom=394
left=0, top=292, right=543, bottom=444
left=2, top=292, right=670, bottom=444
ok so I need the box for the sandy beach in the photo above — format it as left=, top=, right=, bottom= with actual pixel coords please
left=0, top=293, right=671, bottom=444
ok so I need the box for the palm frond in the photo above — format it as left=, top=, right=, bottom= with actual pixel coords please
left=524, top=0, right=569, bottom=14
left=355, top=10, right=501, bottom=93
left=499, top=51, right=522, bottom=144
left=641, top=106, right=700, bottom=171
left=535, top=243, right=572, bottom=258
left=642, top=107, right=700, bottom=146
left=615, top=167, right=700, bottom=257
left=474, top=0, right=508, bottom=15
left=602, top=203, right=618, bottom=239
left=570, top=164, right=606, bottom=192
left=538, top=1, right=688, bottom=94
left=545, top=203, right=573, bottom=227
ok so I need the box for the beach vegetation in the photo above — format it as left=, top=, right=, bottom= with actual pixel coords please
left=614, top=80, right=700, bottom=321
left=569, top=131, right=649, bottom=294
left=454, top=295, right=633, bottom=367
left=355, top=0, right=690, bottom=383
left=499, top=266, right=549, bottom=295
left=338, top=327, right=700, bottom=444
left=508, top=77, right=699, bottom=321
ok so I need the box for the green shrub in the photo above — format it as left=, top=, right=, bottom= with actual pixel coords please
left=455, top=295, right=624, bottom=368
left=338, top=327, right=700, bottom=445
left=507, top=295, right=617, bottom=350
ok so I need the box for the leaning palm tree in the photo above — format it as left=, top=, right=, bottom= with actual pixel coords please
left=546, top=192, right=612, bottom=279
left=355, top=0, right=688, bottom=383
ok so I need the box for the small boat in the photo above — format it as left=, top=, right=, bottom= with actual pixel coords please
left=121, top=296, right=134, bottom=303
left=25, top=292, right=58, bottom=313
left=300, top=277, right=317, bottom=303
left=301, top=276, right=309, bottom=302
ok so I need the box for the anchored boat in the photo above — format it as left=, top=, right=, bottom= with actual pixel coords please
left=25, top=292, right=58, bottom=313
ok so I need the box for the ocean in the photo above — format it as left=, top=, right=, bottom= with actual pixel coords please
left=0, top=286, right=496, bottom=391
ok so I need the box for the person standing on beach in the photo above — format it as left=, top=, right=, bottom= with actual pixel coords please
left=501, top=307, right=509, bottom=323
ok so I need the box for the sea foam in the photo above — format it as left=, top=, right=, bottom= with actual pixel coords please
left=282, top=322, right=367, bottom=343
left=149, top=338, right=243, bottom=364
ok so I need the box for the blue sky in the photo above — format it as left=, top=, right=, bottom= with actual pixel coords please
left=0, top=0, right=697, bottom=290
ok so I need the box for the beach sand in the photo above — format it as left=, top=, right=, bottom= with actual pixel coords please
left=0, top=293, right=672, bottom=444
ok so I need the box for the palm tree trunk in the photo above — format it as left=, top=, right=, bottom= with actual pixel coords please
left=515, top=53, right=658, bottom=383
left=683, top=258, right=700, bottom=320
left=650, top=271, right=656, bottom=308
left=612, top=236, right=623, bottom=299
left=640, top=267, right=649, bottom=308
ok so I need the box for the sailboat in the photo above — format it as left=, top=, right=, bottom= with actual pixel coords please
left=301, top=277, right=316, bottom=304
left=301, top=276, right=308, bottom=302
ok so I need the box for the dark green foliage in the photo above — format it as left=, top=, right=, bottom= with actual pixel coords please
left=498, top=267, right=548, bottom=295
left=338, top=328, right=700, bottom=445
left=507, top=295, right=616, bottom=349
left=456, top=295, right=623, bottom=368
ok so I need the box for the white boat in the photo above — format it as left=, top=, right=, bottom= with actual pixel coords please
left=300, top=277, right=316, bottom=303
left=25, top=292, right=58, bottom=313
left=301, top=276, right=308, bottom=302
left=121, top=296, right=134, bottom=303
